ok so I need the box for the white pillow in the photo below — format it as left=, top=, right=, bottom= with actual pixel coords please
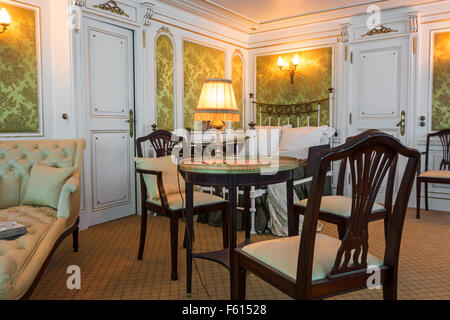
left=279, top=126, right=326, bottom=159
left=239, top=126, right=282, bottom=157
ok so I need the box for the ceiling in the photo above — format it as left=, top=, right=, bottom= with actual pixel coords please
left=204, top=0, right=383, bottom=24
left=160, top=0, right=441, bottom=33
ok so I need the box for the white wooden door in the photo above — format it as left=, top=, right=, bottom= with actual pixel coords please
left=348, top=37, right=410, bottom=195
left=82, top=18, right=136, bottom=226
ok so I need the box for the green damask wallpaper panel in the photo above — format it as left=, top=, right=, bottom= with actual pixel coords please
left=183, top=40, right=225, bottom=130
left=0, top=2, right=40, bottom=133
left=232, top=55, right=243, bottom=130
left=156, top=35, right=174, bottom=131
left=432, top=32, right=450, bottom=131
left=256, top=47, right=332, bottom=126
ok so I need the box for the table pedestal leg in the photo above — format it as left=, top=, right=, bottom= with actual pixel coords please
left=250, top=186, right=257, bottom=235
left=287, top=175, right=298, bottom=237
left=186, top=183, right=194, bottom=295
left=228, top=176, right=237, bottom=299
left=244, top=186, right=251, bottom=241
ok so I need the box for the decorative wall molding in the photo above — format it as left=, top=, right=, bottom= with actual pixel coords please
left=93, top=0, right=129, bottom=17
left=143, top=7, right=153, bottom=26
left=339, top=24, right=350, bottom=42
left=361, top=25, right=398, bottom=37
left=74, top=0, right=85, bottom=7
left=409, top=14, right=419, bottom=33
left=157, top=26, right=172, bottom=35
left=232, top=48, right=243, bottom=57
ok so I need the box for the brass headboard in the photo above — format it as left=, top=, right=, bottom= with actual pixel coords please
left=250, top=88, right=334, bottom=128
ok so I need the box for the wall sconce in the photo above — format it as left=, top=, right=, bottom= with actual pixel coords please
left=0, top=8, right=11, bottom=34
left=278, top=54, right=300, bottom=84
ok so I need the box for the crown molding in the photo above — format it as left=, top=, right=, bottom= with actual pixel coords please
left=156, top=0, right=443, bottom=34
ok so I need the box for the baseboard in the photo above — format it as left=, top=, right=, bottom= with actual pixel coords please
left=409, top=192, right=450, bottom=212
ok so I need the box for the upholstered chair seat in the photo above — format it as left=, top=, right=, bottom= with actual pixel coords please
left=148, top=191, right=226, bottom=210
left=419, top=170, right=450, bottom=179
left=242, top=234, right=383, bottom=281
left=296, top=195, right=385, bottom=218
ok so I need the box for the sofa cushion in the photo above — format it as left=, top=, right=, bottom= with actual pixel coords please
left=0, top=206, right=59, bottom=299
left=22, top=164, right=74, bottom=209
left=0, top=140, right=77, bottom=209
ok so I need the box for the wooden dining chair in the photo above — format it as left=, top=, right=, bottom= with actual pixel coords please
left=416, top=129, right=450, bottom=219
left=234, top=131, right=420, bottom=300
left=294, top=129, right=396, bottom=240
left=136, top=130, right=229, bottom=280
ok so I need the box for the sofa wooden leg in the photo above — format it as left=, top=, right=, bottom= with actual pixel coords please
left=72, top=225, right=79, bottom=253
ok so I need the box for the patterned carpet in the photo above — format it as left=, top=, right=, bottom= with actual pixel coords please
left=30, top=208, right=449, bottom=300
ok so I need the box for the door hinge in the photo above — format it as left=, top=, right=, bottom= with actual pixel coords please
left=349, top=112, right=352, bottom=125
left=350, top=51, right=353, bottom=64
left=344, top=46, right=348, bottom=62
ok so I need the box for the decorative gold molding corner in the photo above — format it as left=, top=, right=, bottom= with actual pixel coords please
left=157, top=26, right=173, bottom=36
left=362, top=25, right=398, bottom=37
left=143, top=7, right=153, bottom=26
left=409, top=15, right=419, bottom=33
left=339, top=24, right=349, bottom=42
left=233, top=48, right=243, bottom=57
left=93, top=0, right=129, bottom=18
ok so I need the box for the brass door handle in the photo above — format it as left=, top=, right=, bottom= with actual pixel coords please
left=127, top=110, right=134, bottom=138
left=396, top=110, right=406, bottom=136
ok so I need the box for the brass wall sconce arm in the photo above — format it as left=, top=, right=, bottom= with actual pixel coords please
left=0, top=8, right=11, bottom=34
left=277, top=54, right=300, bottom=84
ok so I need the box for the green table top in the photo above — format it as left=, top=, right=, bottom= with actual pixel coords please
left=179, top=156, right=304, bottom=174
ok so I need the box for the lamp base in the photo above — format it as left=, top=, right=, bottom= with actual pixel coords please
left=210, top=120, right=226, bottom=131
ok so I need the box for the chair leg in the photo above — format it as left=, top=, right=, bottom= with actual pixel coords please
left=233, top=258, right=246, bottom=300
left=424, top=182, right=429, bottom=211
left=383, top=269, right=398, bottom=300
left=183, top=223, right=195, bottom=249
left=137, top=210, right=148, bottom=260
left=72, top=225, right=79, bottom=253
left=169, top=215, right=179, bottom=281
left=222, top=205, right=229, bottom=249
left=337, top=222, right=347, bottom=240
left=416, top=180, right=421, bottom=219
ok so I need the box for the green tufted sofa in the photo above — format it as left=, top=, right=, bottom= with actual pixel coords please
left=0, top=139, right=85, bottom=299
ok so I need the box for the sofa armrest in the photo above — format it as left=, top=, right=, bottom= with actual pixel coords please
left=57, top=169, right=81, bottom=223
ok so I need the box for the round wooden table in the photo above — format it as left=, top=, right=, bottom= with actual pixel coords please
left=180, top=156, right=304, bottom=297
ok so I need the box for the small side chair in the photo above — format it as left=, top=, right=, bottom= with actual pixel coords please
left=416, top=129, right=450, bottom=219
left=136, top=130, right=229, bottom=280
left=234, top=131, right=420, bottom=300
left=295, top=129, right=396, bottom=239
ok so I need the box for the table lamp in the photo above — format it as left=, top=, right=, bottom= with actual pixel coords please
left=195, top=79, right=240, bottom=131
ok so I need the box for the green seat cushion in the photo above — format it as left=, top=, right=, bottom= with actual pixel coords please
left=148, top=191, right=226, bottom=210
left=22, top=164, right=74, bottom=209
left=295, top=195, right=385, bottom=218
left=242, top=234, right=383, bottom=281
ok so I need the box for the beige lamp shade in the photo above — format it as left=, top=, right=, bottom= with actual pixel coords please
left=195, top=79, right=240, bottom=122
